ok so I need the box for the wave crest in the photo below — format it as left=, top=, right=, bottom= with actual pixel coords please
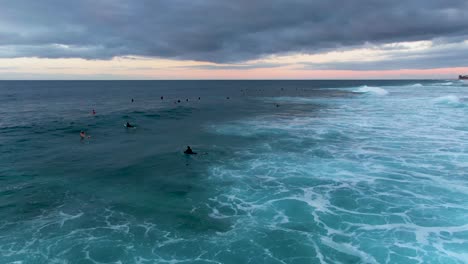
left=433, top=95, right=463, bottom=106
left=434, top=82, right=454, bottom=86
left=353, top=86, right=389, bottom=96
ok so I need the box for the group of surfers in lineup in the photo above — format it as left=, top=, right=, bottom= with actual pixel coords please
left=79, top=87, right=293, bottom=152
left=80, top=97, right=199, bottom=155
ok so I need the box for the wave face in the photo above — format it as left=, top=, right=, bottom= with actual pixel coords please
left=1, top=80, right=467, bottom=263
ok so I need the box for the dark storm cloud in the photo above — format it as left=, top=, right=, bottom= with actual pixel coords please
left=1, top=0, right=468, bottom=63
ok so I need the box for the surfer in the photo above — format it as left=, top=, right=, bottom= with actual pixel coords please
left=125, top=122, right=135, bottom=128
left=131, top=98, right=134, bottom=103
left=92, top=109, right=96, bottom=115
left=184, top=146, right=197, bottom=155
left=80, top=131, right=90, bottom=139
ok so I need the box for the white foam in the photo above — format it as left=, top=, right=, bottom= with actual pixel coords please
left=321, top=237, right=379, bottom=264
left=438, top=82, right=454, bottom=86
left=273, top=210, right=290, bottom=224
left=208, top=208, right=230, bottom=219
left=263, top=96, right=319, bottom=104
left=353, top=86, right=389, bottom=96
left=313, top=242, right=326, bottom=264
left=203, top=87, right=468, bottom=262
left=58, top=211, right=84, bottom=228
left=433, top=95, right=462, bottom=106
left=410, top=83, right=423, bottom=87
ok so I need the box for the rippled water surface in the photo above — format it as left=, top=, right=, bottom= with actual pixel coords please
left=1, top=80, right=467, bottom=263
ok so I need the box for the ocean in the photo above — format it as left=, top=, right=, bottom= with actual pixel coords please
left=1, top=80, right=467, bottom=263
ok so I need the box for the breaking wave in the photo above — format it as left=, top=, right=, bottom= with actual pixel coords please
left=433, top=95, right=463, bottom=106
left=353, top=85, right=389, bottom=96
left=434, top=82, right=454, bottom=86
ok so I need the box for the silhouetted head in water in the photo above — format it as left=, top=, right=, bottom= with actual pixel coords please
left=186, top=99, right=189, bottom=102
left=131, top=98, right=134, bottom=102
left=92, top=109, right=96, bottom=115
left=198, top=97, right=201, bottom=100
left=184, top=146, right=197, bottom=155
left=226, top=97, right=230, bottom=99
left=80, top=131, right=90, bottom=139
left=177, top=100, right=181, bottom=103
left=161, top=96, right=164, bottom=100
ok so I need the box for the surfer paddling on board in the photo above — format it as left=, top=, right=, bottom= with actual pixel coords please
left=125, top=122, right=135, bottom=128
left=184, top=146, right=197, bottom=155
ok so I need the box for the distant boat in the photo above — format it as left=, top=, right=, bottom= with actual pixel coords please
left=459, top=75, right=468, bottom=80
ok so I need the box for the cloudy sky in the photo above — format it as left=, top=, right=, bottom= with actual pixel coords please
left=1, top=0, right=468, bottom=79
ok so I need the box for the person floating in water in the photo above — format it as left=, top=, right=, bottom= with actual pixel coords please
left=92, top=109, right=96, bottom=115
left=184, top=146, right=197, bottom=155
left=125, top=122, right=135, bottom=128
left=131, top=98, right=134, bottom=103
left=161, top=96, right=164, bottom=100
left=80, top=131, right=91, bottom=139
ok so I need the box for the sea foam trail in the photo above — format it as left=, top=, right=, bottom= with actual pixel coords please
left=353, top=85, right=389, bottom=96
left=435, top=82, right=454, bottom=86
left=261, top=96, right=319, bottom=104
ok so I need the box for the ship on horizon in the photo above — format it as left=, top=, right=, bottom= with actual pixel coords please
left=459, top=75, right=468, bottom=80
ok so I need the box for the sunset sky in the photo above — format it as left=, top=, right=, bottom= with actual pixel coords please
left=1, top=0, right=468, bottom=79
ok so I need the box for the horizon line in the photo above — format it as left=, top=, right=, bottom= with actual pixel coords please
left=0, top=78, right=454, bottom=81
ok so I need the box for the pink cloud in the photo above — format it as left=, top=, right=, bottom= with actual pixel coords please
left=144, top=67, right=468, bottom=80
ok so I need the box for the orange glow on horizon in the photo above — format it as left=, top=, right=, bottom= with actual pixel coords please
left=0, top=57, right=467, bottom=80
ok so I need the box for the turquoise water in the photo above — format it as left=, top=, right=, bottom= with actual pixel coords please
left=1, top=80, right=467, bottom=263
